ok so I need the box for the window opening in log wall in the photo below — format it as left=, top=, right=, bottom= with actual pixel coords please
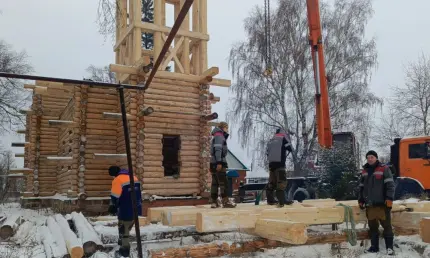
left=162, top=135, right=180, bottom=177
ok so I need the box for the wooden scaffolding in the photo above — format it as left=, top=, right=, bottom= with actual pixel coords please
left=13, top=0, right=230, bottom=201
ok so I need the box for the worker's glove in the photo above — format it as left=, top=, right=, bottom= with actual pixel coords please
left=216, top=164, right=223, bottom=172
left=385, top=200, right=393, bottom=209
left=108, top=204, right=117, bottom=215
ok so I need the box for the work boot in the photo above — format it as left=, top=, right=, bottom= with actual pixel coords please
left=385, top=237, right=395, bottom=256
left=115, top=247, right=130, bottom=257
left=222, top=197, right=237, bottom=208
left=365, top=234, right=379, bottom=253
left=210, top=197, right=221, bottom=208
left=266, top=190, right=278, bottom=205
left=275, top=190, right=287, bottom=208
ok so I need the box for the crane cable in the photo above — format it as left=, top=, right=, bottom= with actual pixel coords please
left=263, top=0, right=273, bottom=77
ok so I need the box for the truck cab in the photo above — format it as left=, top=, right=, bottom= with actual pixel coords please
left=391, top=136, right=430, bottom=199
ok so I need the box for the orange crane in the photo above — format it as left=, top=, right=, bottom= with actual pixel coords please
left=306, top=0, right=333, bottom=149
left=262, top=0, right=332, bottom=148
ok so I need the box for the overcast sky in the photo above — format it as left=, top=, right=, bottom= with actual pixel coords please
left=1, top=0, right=430, bottom=176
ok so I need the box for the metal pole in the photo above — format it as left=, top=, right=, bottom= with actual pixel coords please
left=118, top=86, right=143, bottom=258
left=0, top=72, right=142, bottom=90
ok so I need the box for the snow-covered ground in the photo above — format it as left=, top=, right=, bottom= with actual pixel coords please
left=1, top=202, right=430, bottom=258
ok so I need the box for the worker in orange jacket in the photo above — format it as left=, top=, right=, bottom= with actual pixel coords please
left=108, top=166, right=142, bottom=258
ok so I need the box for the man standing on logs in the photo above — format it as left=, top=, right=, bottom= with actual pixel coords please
left=266, top=128, right=294, bottom=207
left=358, top=150, right=395, bottom=255
left=210, top=122, right=237, bottom=208
left=108, top=166, right=143, bottom=257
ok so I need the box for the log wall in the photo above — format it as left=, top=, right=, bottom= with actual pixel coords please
left=56, top=97, right=76, bottom=195
left=140, top=78, right=203, bottom=196
left=23, top=78, right=214, bottom=199
left=84, top=87, right=120, bottom=197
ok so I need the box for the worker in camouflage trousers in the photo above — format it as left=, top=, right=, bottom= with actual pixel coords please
left=108, top=166, right=142, bottom=258
left=210, top=122, right=236, bottom=208
left=358, top=150, right=395, bottom=256
left=266, top=128, right=294, bottom=207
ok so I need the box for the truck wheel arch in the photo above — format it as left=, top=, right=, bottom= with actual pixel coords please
left=394, top=177, right=425, bottom=200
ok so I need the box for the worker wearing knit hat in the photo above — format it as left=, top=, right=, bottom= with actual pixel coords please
left=366, top=150, right=378, bottom=159
left=358, top=149, right=395, bottom=255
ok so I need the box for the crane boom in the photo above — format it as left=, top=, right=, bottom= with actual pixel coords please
left=306, top=0, right=333, bottom=148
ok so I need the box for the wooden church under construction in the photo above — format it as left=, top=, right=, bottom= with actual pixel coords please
left=11, top=0, right=232, bottom=210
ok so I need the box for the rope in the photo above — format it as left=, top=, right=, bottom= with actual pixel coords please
left=336, top=203, right=357, bottom=246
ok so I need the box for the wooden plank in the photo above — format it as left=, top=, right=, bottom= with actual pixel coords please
left=392, top=212, right=430, bottom=230
left=147, top=206, right=198, bottom=224
left=254, top=219, right=307, bottom=244
left=420, top=217, right=430, bottom=243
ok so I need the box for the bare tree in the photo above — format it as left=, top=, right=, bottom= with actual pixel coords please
left=371, top=107, right=415, bottom=151
left=0, top=149, right=16, bottom=202
left=0, top=40, right=33, bottom=134
left=227, top=0, right=380, bottom=175
left=96, top=0, right=119, bottom=41
left=390, top=53, right=430, bottom=136
left=85, top=65, right=117, bottom=83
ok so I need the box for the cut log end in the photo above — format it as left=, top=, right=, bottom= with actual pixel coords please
left=0, top=226, right=13, bottom=240
left=83, top=241, right=98, bottom=256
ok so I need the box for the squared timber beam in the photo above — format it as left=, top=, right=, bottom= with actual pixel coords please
left=46, top=156, right=73, bottom=160
left=16, top=129, right=26, bottom=134
left=93, top=153, right=127, bottom=159
left=15, top=153, right=25, bottom=158
left=136, top=22, right=209, bottom=41
left=254, top=219, right=308, bottom=245
left=9, top=168, right=33, bottom=173
left=48, top=120, right=76, bottom=128
left=11, top=142, right=30, bottom=148
left=114, top=24, right=135, bottom=51
left=102, top=112, right=132, bottom=120
left=201, top=67, right=219, bottom=77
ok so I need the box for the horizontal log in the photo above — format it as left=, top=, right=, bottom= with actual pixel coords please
left=87, top=97, right=117, bottom=105
left=144, top=122, right=200, bottom=131
left=143, top=178, right=199, bottom=184
left=144, top=116, right=200, bottom=126
left=142, top=183, right=199, bottom=190
left=145, top=91, right=199, bottom=102
left=143, top=188, right=199, bottom=196
left=145, top=99, right=200, bottom=109
left=144, top=128, right=200, bottom=136
left=149, top=227, right=418, bottom=258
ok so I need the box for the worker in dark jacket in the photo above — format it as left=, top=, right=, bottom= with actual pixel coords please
left=266, top=128, right=293, bottom=207
left=108, top=166, right=142, bottom=258
left=358, top=150, right=395, bottom=255
left=210, top=122, right=236, bottom=208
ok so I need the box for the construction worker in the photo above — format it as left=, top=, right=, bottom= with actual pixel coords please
left=108, top=166, right=142, bottom=258
left=266, top=128, right=293, bottom=207
left=210, top=122, right=236, bottom=208
left=358, top=150, right=395, bottom=255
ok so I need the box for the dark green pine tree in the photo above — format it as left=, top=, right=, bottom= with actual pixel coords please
left=141, top=0, right=154, bottom=50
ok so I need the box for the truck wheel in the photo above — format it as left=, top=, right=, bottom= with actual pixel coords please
left=293, top=188, right=310, bottom=202
left=394, top=178, right=425, bottom=200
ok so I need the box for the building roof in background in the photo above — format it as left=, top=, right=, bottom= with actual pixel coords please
left=226, top=150, right=250, bottom=171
